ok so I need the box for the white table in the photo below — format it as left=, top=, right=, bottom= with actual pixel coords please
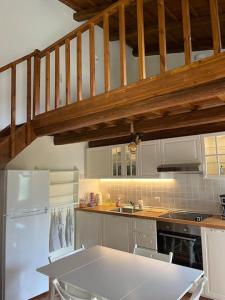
left=37, top=246, right=204, bottom=300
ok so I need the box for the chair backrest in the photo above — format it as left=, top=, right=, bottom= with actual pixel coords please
left=133, top=244, right=173, bottom=263
left=49, top=245, right=85, bottom=263
left=190, top=276, right=208, bottom=300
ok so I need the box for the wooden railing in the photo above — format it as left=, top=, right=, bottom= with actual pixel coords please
left=0, top=0, right=223, bottom=157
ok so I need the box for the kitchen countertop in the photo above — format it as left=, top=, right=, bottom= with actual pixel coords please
left=76, top=205, right=225, bottom=230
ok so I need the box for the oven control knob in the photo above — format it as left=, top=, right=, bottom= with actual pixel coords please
left=184, top=228, right=188, bottom=233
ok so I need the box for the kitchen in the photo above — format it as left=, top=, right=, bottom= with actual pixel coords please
left=2, top=0, right=225, bottom=299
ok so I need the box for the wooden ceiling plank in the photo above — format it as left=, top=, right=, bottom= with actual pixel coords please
left=54, top=105, right=225, bottom=144
left=73, top=4, right=112, bottom=22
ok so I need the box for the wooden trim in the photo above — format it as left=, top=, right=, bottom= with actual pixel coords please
left=65, top=39, right=71, bottom=105
left=0, top=52, right=35, bottom=73
left=89, top=23, right=96, bottom=97
left=33, top=50, right=41, bottom=117
left=45, top=52, right=50, bottom=111
left=181, top=0, right=192, bottom=65
left=26, top=57, right=32, bottom=144
left=119, top=3, right=127, bottom=86
left=11, top=66, right=16, bottom=158
left=137, top=0, right=146, bottom=80
left=55, top=46, right=60, bottom=109
left=209, top=0, right=221, bottom=54
left=77, top=32, right=82, bottom=101
left=157, top=0, right=167, bottom=73
left=103, top=13, right=110, bottom=92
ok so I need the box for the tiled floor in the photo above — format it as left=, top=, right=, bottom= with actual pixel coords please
left=31, top=292, right=208, bottom=300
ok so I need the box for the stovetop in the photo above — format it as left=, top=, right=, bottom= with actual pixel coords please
left=160, top=211, right=212, bottom=222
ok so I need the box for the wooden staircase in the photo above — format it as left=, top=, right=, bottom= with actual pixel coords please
left=1, top=0, right=225, bottom=168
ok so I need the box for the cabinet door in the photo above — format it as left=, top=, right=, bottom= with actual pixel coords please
left=133, top=219, right=157, bottom=250
left=138, top=141, right=160, bottom=177
left=102, top=215, right=132, bottom=252
left=161, top=136, right=202, bottom=164
left=76, top=211, right=102, bottom=248
left=86, top=147, right=109, bottom=178
left=201, top=227, right=225, bottom=299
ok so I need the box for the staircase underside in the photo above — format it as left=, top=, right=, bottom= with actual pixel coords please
left=30, top=52, right=225, bottom=146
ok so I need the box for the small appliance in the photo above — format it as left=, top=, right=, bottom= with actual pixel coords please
left=220, top=194, right=225, bottom=220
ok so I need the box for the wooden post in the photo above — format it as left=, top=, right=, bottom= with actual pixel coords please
left=157, top=0, right=167, bottom=73
left=103, top=13, right=110, bottom=92
left=33, top=49, right=41, bottom=117
left=45, top=52, right=50, bottom=111
left=137, top=0, right=146, bottom=80
left=89, top=23, right=96, bottom=97
left=181, top=0, right=192, bottom=65
left=55, top=45, right=60, bottom=109
left=77, top=32, right=82, bottom=101
left=65, top=39, right=71, bottom=105
left=11, top=65, right=16, bottom=158
left=119, top=3, right=127, bottom=86
left=209, top=0, right=221, bottom=54
left=26, top=57, right=32, bottom=144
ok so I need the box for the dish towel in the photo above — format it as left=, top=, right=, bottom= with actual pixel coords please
left=65, top=209, right=73, bottom=247
left=58, top=210, right=64, bottom=248
left=49, top=211, right=61, bottom=252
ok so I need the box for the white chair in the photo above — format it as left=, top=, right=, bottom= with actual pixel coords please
left=49, top=245, right=92, bottom=300
left=52, top=278, right=98, bottom=300
left=133, top=244, right=173, bottom=263
left=190, top=276, right=208, bottom=300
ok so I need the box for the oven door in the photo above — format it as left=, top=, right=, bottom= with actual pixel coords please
left=157, top=230, right=203, bottom=270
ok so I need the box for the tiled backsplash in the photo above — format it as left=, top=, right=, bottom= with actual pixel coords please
left=99, top=175, right=225, bottom=214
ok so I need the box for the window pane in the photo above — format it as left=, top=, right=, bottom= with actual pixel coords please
left=118, top=163, right=122, bottom=176
left=204, top=136, right=216, bottom=155
left=218, top=155, right=225, bottom=175
left=127, top=164, right=131, bottom=176
left=217, top=136, right=225, bottom=154
left=206, top=156, right=218, bottom=175
left=113, top=163, right=117, bottom=176
left=117, top=147, right=122, bottom=160
left=132, top=162, right=136, bottom=176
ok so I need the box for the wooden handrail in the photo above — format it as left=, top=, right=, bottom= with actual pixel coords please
left=0, top=52, right=35, bottom=73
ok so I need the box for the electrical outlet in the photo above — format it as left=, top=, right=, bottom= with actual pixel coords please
left=154, top=196, right=160, bottom=203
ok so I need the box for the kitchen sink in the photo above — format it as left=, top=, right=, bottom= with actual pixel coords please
left=110, top=207, right=142, bottom=214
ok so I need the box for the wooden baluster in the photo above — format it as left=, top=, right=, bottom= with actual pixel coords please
left=181, top=0, right=192, bottom=65
left=89, top=23, right=96, bottom=97
left=119, top=3, right=127, bottom=87
left=103, top=14, right=110, bottom=92
left=33, top=49, right=41, bottom=117
left=77, top=32, right=82, bottom=101
left=26, top=57, right=32, bottom=144
left=157, top=0, right=167, bottom=73
left=65, top=39, right=71, bottom=105
left=45, top=52, right=50, bottom=111
left=55, top=45, right=60, bottom=109
left=11, top=65, right=16, bottom=158
left=137, top=0, right=146, bottom=80
left=209, top=0, right=221, bottom=54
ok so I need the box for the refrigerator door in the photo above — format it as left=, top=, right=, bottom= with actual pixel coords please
left=5, top=211, right=49, bottom=300
left=6, top=170, right=49, bottom=214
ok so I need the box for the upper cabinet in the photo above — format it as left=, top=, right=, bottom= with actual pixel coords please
left=202, top=133, right=225, bottom=177
left=161, top=136, right=202, bottom=164
left=86, top=147, right=110, bottom=178
left=138, top=141, right=160, bottom=177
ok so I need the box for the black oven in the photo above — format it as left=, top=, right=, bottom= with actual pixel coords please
left=157, top=221, right=203, bottom=270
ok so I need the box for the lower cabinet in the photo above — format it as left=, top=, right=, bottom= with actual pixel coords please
left=75, top=211, right=102, bottom=248
left=133, top=218, right=157, bottom=250
left=201, top=227, right=225, bottom=300
left=102, top=215, right=133, bottom=252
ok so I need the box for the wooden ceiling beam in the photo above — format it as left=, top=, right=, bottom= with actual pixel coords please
left=54, top=105, right=225, bottom=145
left=88, top=121, right=225, bottom=148
left=58, top=0, right=80, bottom=11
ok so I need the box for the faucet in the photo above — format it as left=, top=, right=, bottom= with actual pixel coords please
left=129, top=201, right=135, bottom=209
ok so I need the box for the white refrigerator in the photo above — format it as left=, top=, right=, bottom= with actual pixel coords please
left=0, top=170, right=49, bottom=300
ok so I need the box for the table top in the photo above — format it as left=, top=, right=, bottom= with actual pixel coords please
left=37, top=246, right=204, bottom=300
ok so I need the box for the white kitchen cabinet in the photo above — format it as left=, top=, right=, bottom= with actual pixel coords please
left=201, top=227, right=225, bottom=299
left=102, top=215, right=133, bottom=252
left=75, top=211, right=102, bottom=248
left=86, top=147, right=110, bottom=178
left=161, top=136, right=202, bottom=164
left=138, top=141, right=160, bottom=177
left=132, top=218, right=157, bottom=250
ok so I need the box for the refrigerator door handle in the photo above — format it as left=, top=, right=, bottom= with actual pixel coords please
left=5, top=208, right=48, bottom=219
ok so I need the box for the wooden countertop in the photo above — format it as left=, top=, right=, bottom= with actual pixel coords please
left=76, top=205, right=225, bottom=230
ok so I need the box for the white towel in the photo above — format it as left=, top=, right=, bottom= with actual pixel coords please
left=49, top=211, right=61, bottom=252
left=65, top=209, right=73, bottom=247
left=58, top=210, right=64, bottom=248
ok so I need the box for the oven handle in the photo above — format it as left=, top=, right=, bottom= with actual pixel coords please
left=158, top=232, right=197, bottom=242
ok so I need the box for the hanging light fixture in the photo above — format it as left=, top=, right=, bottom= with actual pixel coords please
left=128, top=122, right=143, bottom=154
